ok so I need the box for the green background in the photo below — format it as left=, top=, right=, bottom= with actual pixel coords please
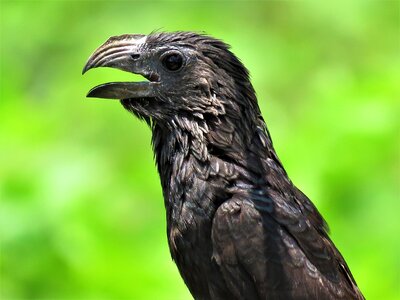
left=1, top=1, right=399, bottom=299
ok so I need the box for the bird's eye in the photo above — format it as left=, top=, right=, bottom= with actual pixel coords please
left=161, top=52, right=184, bottom=71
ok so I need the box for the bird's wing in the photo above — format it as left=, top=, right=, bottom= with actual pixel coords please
left=211, top=195, right=364, bottom=300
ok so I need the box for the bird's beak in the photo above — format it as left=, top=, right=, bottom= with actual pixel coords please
left=82, top=34, right=159, bottom=100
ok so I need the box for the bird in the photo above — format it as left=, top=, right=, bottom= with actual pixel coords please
left=82, top=31, right=364, bottom=300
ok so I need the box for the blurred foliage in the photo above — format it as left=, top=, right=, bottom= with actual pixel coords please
left=0, top=1, right=399, bottom=299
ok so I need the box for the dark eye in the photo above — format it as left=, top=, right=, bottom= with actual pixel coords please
left=162, top=52, right=184, bottom=71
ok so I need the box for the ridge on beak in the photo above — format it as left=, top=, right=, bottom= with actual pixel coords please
left=82, top=34, right=159, bottom=100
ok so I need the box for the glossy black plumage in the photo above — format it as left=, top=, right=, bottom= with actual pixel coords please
left=83, top=32, right=364, bottom=299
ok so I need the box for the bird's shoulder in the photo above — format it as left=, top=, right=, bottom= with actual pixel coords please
left=211, top=194, right=363, bottom=299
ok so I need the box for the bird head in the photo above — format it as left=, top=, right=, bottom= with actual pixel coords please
left=83, top=32, right=258, bottom=124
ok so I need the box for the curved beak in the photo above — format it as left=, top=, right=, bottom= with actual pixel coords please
left=82, top=34, right=159, bottom=100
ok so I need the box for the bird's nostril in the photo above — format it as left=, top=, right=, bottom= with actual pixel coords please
left=131, top=54, right=140, bottom=60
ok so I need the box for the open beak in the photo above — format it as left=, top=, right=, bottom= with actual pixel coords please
left=82, top=34, right=159, bottom=100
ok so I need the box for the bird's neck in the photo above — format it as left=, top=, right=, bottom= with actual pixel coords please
left=151, top=116, right=210, bottom=202
left=150, top=109, right=285, bottom=216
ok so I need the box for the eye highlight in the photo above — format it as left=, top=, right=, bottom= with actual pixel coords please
left=161, top=51, right=184, bottom=71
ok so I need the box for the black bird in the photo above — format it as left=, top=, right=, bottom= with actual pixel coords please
left=83, top=32, right=364, bottom=300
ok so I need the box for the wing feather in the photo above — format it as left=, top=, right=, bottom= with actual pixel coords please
left=211, top=195, right=364, bottom=299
